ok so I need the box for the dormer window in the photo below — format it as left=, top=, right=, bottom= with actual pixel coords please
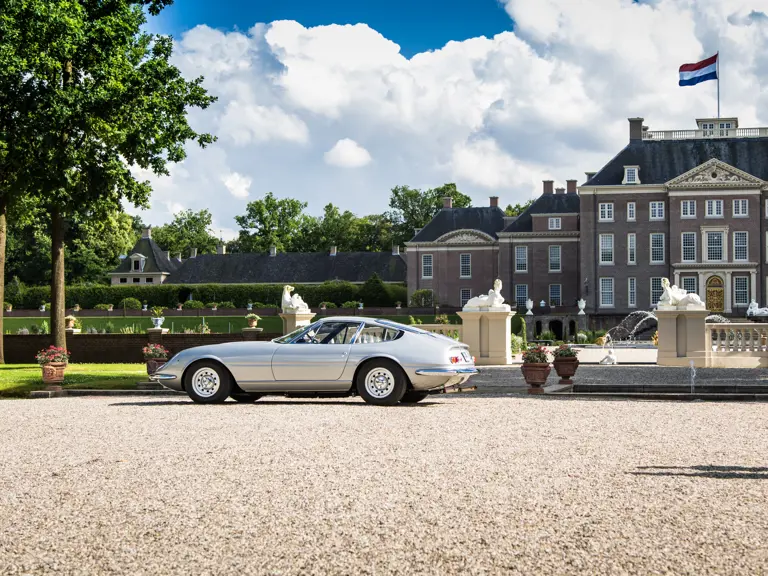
left=132, top=260, right=140, bottom=271
left=623, top=166, right=640, bottom=185
left=129, top=254, right=146, bottom=272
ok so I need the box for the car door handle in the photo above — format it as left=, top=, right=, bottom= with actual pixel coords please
left=341, top=352, right=347, bottom=356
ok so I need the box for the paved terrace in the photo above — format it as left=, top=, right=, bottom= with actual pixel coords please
left=1, top=393, right=767, bottom=575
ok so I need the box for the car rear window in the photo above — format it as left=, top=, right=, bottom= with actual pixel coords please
left=375, top=319, right=432, bottom=336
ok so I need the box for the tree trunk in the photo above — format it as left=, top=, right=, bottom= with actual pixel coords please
left=0, top=195, right=7, bottom=363
left=51, top=209, right=66, bottom=348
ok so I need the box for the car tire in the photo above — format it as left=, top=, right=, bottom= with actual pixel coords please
left=400, top=391, right=429, bottom=404
left=356, top=359, right=407, bottom=406
left=184, top=361, right=232, bottom=404
left=230, top=392, right=262, bottom=403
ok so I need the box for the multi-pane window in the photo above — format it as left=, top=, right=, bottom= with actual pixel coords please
left=548, top=217, right=561, bottom=230
left=421, top=254, right=433, bottom=278
left=734, top=232, right=748, bottom=261
left=650, top=201, right=665, bottom=220
left=627, top=233, right=636, bottom=265
left=734, top=277, right=749, bottom=306
left=682, top=232, right=696, bottom=262
left=627, top=202, right=636, bottom=221
left=549, top=245, right=561, bottom=272
left=624, top=167, right=638, bottom=184
left=651, top=278, right=664, bottom=305
left=682, top=277, right=697, bottom=295
left=650, top=233, right=665, bottom=264
left=599, top=234, right=614, bottom=264
left=460, top=289, right=472, bottom=307
left=681, top=200, right=696, bottom=218
left=706, top=199, right=723, bottom=217
left=549, top=284, right=562, bottom=306
left=515, top=246, right=528, bottom=272
left=599, top=203, right=614, bottom=222
left=460, top=253, right=471, bottom=278
left=600, top=278, right=614, bottom=307
left=707, top=232, right=724, bottom=261
left=628, top=277, right=637, bottom=308
left=515, top=284, right=528, bottom=308
left=733, top=199, right=748, bottom=217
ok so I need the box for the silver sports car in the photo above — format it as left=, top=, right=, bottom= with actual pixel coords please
left=150, top=316, right=478, bottom=405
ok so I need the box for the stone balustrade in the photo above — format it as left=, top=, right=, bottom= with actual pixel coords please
left=706, top=322, right=768, bottom=367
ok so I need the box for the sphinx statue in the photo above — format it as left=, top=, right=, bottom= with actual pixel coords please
left=747, top=300, right=768, bottom=318
left=657, top=278, right=705, bottom=309
left=281, top=285, right=311, bottom=314
left=463, top=279, right=511, bottom=311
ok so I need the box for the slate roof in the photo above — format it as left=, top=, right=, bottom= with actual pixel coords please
left=164, top=252, right=407, bottom=284
left=502, top=194, right=580, bottom=233
left=109, top=237, right=179, bottom=275
left=585, top=137, right=768, bottom=186
left=410, top=207, right=507, bottom=242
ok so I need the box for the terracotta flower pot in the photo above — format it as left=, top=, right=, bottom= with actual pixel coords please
left=553, top=357, right=579, bottom=384
left=65, top=319, right=75, bottom=329
left=146, top=358, right=167, bottom=376
left=247, top=319, right=258, bottom=328
left=521, top=363, right=551, bottom=393
left=41, top=362, right=67, bottom=390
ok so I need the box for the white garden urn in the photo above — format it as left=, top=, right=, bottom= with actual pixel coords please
left=577, top=299, right=586, bottom=315
left=525, top=299, right=534, bottom=316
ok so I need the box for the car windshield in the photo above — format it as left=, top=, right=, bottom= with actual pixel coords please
left=273, top=322, right=321, bottom=344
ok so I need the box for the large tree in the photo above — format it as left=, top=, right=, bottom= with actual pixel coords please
left=6, top=0, right=216, bottom=347
left=151, top=209, right=219, bottom=258
left=234, top=192, right=310, bottom=253
left=505, top=199, right=535, bottom=217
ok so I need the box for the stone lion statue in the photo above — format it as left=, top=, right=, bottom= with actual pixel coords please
left=463, top=279, right=510, bottom=311
left=281, top=285, right=310, bottom=313
left=658, top=278, right=705, bottom=308
left=747, top=300, right=768, bottom=317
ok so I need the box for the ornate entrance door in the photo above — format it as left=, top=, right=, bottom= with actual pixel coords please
left=706, top=276, right=724, bottom=312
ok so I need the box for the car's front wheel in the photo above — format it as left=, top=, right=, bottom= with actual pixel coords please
left=400, top=391, right=429, bottom=404
left=230, top=392, right=262, bottom=403
left=356, top=360, right=407, bottom=406
left=185, top=361, right=232, bottom=404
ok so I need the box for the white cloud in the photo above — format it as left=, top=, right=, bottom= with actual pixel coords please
left=132, top=0, right=768, bottom=230
left=221, top=171, right=252, bottom=198
left=324, top=138, right=372, bottom=168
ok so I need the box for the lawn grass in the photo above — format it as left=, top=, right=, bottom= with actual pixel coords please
left=0, top=363, right=146, bottom=398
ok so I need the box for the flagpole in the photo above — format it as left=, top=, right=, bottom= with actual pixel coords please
left=717, top=51, right=720, bottom=119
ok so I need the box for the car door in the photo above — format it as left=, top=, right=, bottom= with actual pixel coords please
left=271, top=321, right=362, bottom=390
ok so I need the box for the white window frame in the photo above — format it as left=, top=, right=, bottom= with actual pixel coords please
left=515, top=246, right=528, bottom=273
left=650, top=277, right=664, bottom=306
left=681, top=200, right=696, bottom=219
left=628, top=277, right=637, bottom=308
left=421, top=254, right=433, bottom=279
left=733, top=232, right=748, bottom=262
left=733, top=199, right=748, bottom=218
left=459, top=253, right=471, bottom=278
left=460, top=288, right=472, bottom=307
left=734, top=276, right=749, bottom=306
left=599, top=203, right=614, bottom=222
left=682, top=277, right=697, bottom=295
left=549, top=245, right=561, bottom=273
left=627, top=233, right=636, bottom=265
left=681, top=232, right=696, bottom=263
left=549, top=284, right=562, bottom=307
left=599, top=234, right=614, bottom=265
left=548, top=217, right=562, bottom=230
left=515, top=284, right=528, bottom=308
left=622, top=166, right=640, bottom=185
left=706, top=231, right=724, bottom=262
left=706, top=199, right=724, bottom=218
left=627, top=202, right=636, bottom=222
left=765, top=199, right=768, bottom=218
left=650, top=233, right=665, bottom=264
left=649, top=201, right=665, bottom=221
left=599, top=277, right=614, bottom=308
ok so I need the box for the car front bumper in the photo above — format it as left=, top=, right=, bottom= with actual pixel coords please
left=148, top=372, right=183, bottom=391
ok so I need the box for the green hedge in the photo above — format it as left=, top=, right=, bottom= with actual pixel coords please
left=11, top=281, right=409, bottom=309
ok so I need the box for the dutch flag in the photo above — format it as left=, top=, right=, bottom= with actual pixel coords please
left=679, top=53, right=718, bottom=86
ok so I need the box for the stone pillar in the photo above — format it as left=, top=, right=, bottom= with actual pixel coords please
left=577, top=314, right=588, bottom=333
left=674, top=271, right=680, bottom=288
left=457, top=310, right=515, bottom=365
left=147, top=327, right=168, bottom=343
left=698, top=272, right=705, bottom=302
left=725, top=271, right=733, bottom=313
left=524, top=314, right=535, bottom=342
left=751, top=270, right=757, bottom=304
left=279, top=312, right=316, bottom=335
left=655, top=308, right=710, bottom=367
left=65, top=328, right=81, bottom=336
left=241, top=327, right=264, bottom=341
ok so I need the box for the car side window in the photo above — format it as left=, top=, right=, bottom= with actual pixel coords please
left=297, top=321, right=361, bottom=344
left=355, top=325, right=400, bottom=344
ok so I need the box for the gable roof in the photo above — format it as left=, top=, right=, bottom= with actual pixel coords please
left=165, top=252, right=407, bottom=284
left=585, top=137, right=768, bottom=186
left=410, top=207, right=507, bottom=242
left=109, top=237, right=179, bottom=275
left=502, top=194, right=580, bottom=233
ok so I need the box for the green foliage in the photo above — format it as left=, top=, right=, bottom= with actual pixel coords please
left=510, top=314, right=523, bottom=335
left=3, top=302, right=10, bottom=310
left=150, top=306, right=165, bottom=317
left=576, top=331, right=588, bottom=344
left=504, top=199, right=535, bottom=217
left=522, top=345, right=549, bottom=364
left=218, top=301, right=236, bottom=309
left=4, top=277, right=24, bottom=306
left=319, top=301, right=337, bottom=309
left=409, top=289, right=433, bottom=308
left=183, top=300, right=204, bottom=310
left=151, top=209, right=218, bottom=257
left=357, top=274, right=391, bottom=307
left=104, top=322, right=116, bottom=334
left=408, top=316, right=423, bottom=325
left=234, top=192, right=310, bottom=253
left=94, top=304, right=113, bottom=311
left=39, top=320, right=50, bottom=335
left=553, top=344, right=578, bottom=358
left=510, top=333, right=524, bottom=354
left=519, top=322, right=528, bottom=349
left=341, top=300, right=359, bottom=308
left=117, top=298, right=142, bottom=310
left=538, top=330, right=556, bottom=341
left=204, top=302, right=218, bottom=309
left=387, top=183, right=472, bottom=246
left=434, top=314, right=450, bottom=325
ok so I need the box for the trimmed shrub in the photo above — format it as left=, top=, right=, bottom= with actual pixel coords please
left=204, top=302, right=218, bottom=309
left=183, top=300, right=205, bottom=309
left=357, top=273, right=391, bottom=307
left=538, top=330, right=556, bottom=341
left=387, top=284, right=408, bottom=307
left=117, top=297, right=142, bottom=310
left=576, top=331, right=588, bottom=343
left=93, top=303, right=113, bottom=311
left=409, top=289, right=433, bottom=308
left=218, top=301, right=236, bottom=309
left=319, top=301, right=337, bottom=309
left=341, top=300, right=359, bottom=308
left=510, top=314, right=523, bottom=335
left=510, top=333, right=524, bottom=354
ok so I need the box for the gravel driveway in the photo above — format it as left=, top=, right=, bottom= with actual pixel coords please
left=1, top=395, right=767, bottom=575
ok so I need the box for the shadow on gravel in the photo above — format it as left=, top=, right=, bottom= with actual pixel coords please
left=631, top=465, right=768, bottom=480
left=109, top=400, right=444, bottom=408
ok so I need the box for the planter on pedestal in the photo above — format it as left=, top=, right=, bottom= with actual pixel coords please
left=553, top=357, right=579, bottom=384
left=143, top=343, right=170, bottom=377
left=36, top=345, right=71, bottom=391
left=521, top=344, right=550, bottom=393
left=151, top=317, right=165, bottom=329
left=145, top=358, right=166, bottom=376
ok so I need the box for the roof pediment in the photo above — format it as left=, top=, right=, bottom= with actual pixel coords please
left=666, top=159, right=764, bottom=189
left=435, top=229, right=496, bottom=244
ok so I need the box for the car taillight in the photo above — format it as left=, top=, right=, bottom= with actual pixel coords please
left=449, top=355, right=461, bottom=364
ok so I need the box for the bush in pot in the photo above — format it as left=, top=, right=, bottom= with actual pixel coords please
left=150, top=307, right=165, bottom=328
left=520, top=345, right=551, bottom=391
left=552, top=344, right=580, bottom=385
left=245, top=313, right=261, bottom=328
left=143, top=343, right=170, bottom=376
left=64, top=315, right=77, bottom=329
left=36, top=345, right=71, bottom=390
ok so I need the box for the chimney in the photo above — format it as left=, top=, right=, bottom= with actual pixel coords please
left=442, top=196, right=453, bottom=209
left=489, top=196, right=499, bottom=207
left=190, top=248, right=197, bottom=258
left=628, top=117, right=645, bottom=141
left=330, top=245, right=337, bottom=256
left=141, top=227, right=151, bottom=239
left=543, top=180, right=554, bottom=195
left=392, top=244, right=400, bottom=256
left=585, top=172, right=597, bottom=181
left=555, top=187, right=565, bottom=195
left=566, top=179, right=577, bottom=194
left=217, top=244, right=226, bottom=255
left=269, top=245, right=276, bottom=257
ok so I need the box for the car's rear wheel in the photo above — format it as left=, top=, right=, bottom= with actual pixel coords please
left=400, top=391, right=429, bottom=404
left=185, top=361, right=231, bottom=404
left=356, top=359, right=407, bottom=406
left=230, top=392, right=262, bottom=403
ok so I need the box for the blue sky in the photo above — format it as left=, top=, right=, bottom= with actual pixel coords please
left=153, top=0, right=513, bottom=57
